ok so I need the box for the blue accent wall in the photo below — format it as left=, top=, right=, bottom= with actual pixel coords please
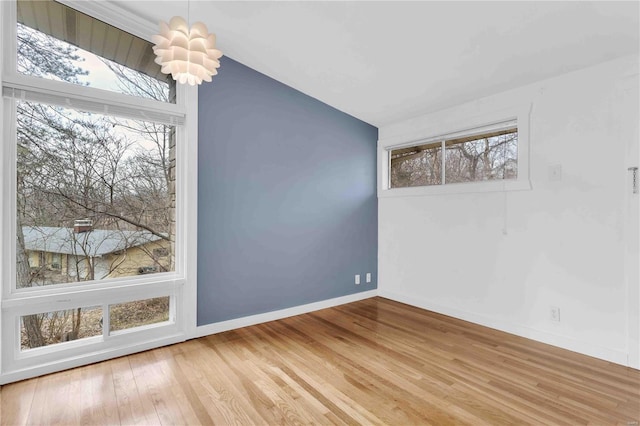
left=197, top=57, right=378, bottom=326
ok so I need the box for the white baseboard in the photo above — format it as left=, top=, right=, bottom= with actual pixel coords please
left=4, top=287, right=627, bottom=385
left=378, top=289, right=630, bottom=367
left=193, top=290, right=378, bottom=339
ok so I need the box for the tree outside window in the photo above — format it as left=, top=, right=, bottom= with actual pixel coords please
left=15, top=6, right=175, bottom=349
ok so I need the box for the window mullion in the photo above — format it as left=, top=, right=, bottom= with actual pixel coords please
left=387, top=149, right=392, bottom=190
left=441, top=140, right=446, bottom=185
left=102, top=304, right=110, bottom=340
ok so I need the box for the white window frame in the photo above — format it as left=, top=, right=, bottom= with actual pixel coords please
left=0, top=0, right=198, bottom=384
left=378, top=103, right=532, bottom=197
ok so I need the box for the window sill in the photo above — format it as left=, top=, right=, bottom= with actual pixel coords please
left=377, top=179, right=532, bottom=198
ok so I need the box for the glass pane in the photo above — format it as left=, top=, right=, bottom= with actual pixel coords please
left=21, top=306, right=102, bottom=350
left=390, top=142, right=442, bottom=188
left=445, top=130, right=518, bottom=184
left=109, top=297, right=170, bottom=332
left=16, top=0, right=174, bottom=103
left=16, top=101, right=175, bottom=288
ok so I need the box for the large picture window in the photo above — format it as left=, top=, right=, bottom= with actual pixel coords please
left=17, top=102, right=175, bottom=288
left=2, top=0, right=195, bottom=381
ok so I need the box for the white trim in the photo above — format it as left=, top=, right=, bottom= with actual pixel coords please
left=1, top=0, right=16, bottom=314
left=378, top=103, right=532, bottom=198
left=1, top=1, right=16, bottom=78
left=0, top=10, right=4, bottom=371
left=2, top=279, right=181, bottom=313
left=378, top=289, right=630, bottom=367
left=5, top=273, right=184, bottom=301
left=621, top=62, right=640, bottom=370
left=0, top=0, right=198, bottom=383
left=384, top=119, right=518, bottom=153
left=193, top=291, right=378, bottom=338
left=380, top=103, right=529, bottom=148
left=182, top=85, right=199, bottom=338
left=1, top=99, right=13, bottom=305
left=3, top=76, right=185, bottom=125
left=378, top=179, right=532, bottom=197
left=2, top=287, right=181, bottom=371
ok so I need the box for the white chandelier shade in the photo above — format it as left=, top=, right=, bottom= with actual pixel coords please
left=152, top=16, right=223, bottom=86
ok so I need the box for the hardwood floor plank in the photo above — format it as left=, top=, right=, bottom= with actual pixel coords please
left=0, top=376, right=36, bottom=425
left=128, top=350, right=197, bottom=424
left=222, top=339, right=334, bottom=425
left=243, top=323, right=392, bottom=424
left=27, top=368, right=81, bottom=425
left=80, top=361, right=121, bottom=425
left=1, top=297, right=638, bottom=425
left=254, top=320, right=425, bottom=423
left=111, top=356, right=161, bottom=425
left=272, top=315, right=488, bottom=424
left=192, top=338, right=274, bottom=424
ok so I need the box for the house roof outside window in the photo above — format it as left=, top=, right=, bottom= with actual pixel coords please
left=22, top=226, right=164, bottom=257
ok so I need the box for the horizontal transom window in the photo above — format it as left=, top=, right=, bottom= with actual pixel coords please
left=389, top=121, right=518, bottom=189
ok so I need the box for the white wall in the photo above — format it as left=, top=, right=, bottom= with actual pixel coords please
left=378, top=54, right=639, bottom=367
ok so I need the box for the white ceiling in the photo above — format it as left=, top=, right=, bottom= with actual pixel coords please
left=116, top=1, right=639, bottom=127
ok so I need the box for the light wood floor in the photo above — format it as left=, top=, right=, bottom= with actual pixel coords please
left=1, top=297, right=639, bottom=425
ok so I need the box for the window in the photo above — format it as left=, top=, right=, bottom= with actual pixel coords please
left=138, top=266, right=158, bottom=275
left=16, top=0, right=174, bottom=102
left=12, top=1, right=176, bottom=289
left=50, top=253, right=61, bottom=270
left=153, top=247, right=170, bottom=258
left=17, top=101, right=175, bottom=287
left=379, top=113, right=531, bottom=197
left=2, top=0, right=197, bottom=381
left=109, top=297, right=170, bottom=333
left=390, top=122, right=517, bottom=188
left=21, top=305, right=102, bottom=350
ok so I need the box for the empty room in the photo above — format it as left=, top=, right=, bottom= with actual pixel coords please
left=0, top=0, right=639, bottom=424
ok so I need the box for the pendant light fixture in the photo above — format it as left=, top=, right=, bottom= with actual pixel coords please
left=152, top=3, right=223, bottom=86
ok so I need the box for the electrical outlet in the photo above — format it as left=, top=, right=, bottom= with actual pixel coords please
left=550, top=306, right=561, bottom=322
left=366, top=273, right=371, bottom=283
left=355, top=274, right=360, bottom=285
